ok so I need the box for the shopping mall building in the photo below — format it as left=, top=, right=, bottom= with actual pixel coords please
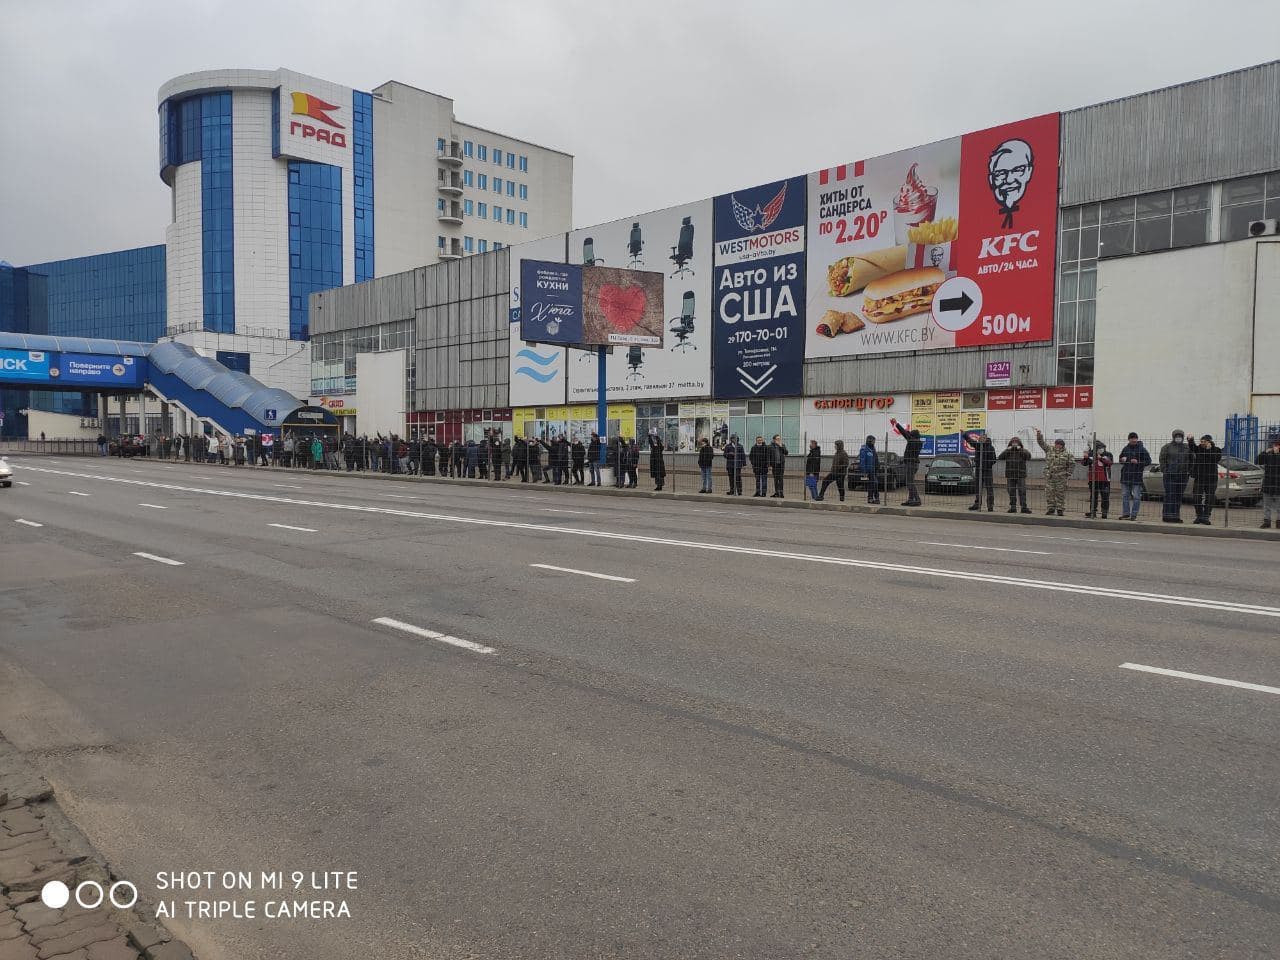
left=310, top=60, right=1280, bottom=452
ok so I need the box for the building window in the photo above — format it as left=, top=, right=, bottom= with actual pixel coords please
left=463, top=169, right=473, bottom=187
left=436, top=137, right=446, bottom=153
left=506, top=153, right=515, bottom=169
left=479, top=239, right=488, bottom=253
left=287, top=161, right=342, bottom=341
left=464, top=236, right=474, bottom=253
left=438, top=236, right=446, bottom=249
left=1220, top=174, right=1280, bottom=241
left=519, top=183, right=528, bottom=200
left=519, top=211, right=528, bottom=229
left=1055, top=205, right=1095, bottom=387
left=352, top=90, right=375, bottom=282
left=437, top=197, right=446, bottom=213
left=506, top=208, right=515, bottom=225
left=519, top=155, right=528, bottom=172
left=506, top=181, right=515, bottom=197
left=493, top=205, right=502, bottom=221
left=494, top=177, right=502, bottom=193
left=478, top=173, right=487, bottom=190
left=478, top=202, right=487, bottom=218
left=477, top=145, right=487, bottom=161
left=463, top=140, right=473, bottom=157
left=494, top=242, right=504, bottom=250
left=464, top=199, right=473, bottom=216
left=493, top=148, right=502, bottom=165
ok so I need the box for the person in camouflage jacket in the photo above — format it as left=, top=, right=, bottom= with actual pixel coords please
left=1036, top=429, right=1075, bottom=516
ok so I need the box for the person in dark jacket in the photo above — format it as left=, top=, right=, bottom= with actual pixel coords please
left=464, top=440, right=479, bottom=478
left=587, top=433, right=602, bottom=486
left=448, top=441, right=463, bottom=478
left=422, top=438, right=437, bottom=476
left=857, top=435, right=880, bottom=504
left=891, top=418, right=923, bottom=506
left=647, top=430, right=667, bottom=491
left=570, top=436, right=586, bottom=485
left=697, top=437, right=715, bottom=493
left=804, top=440, right=822, bottom=500
left=513, top=437, right=529, bottom=482
left=748, top=437, right=770, bottom=497
left=1079, top=441, right=1114, bottom=518
left=996, top=436, right=1032, bottom=513
left=1158, top=429, right=1191, bottom=522
left=816, top=440, right=849, bottom=502
left=962, top=430, right=996, bottom=511
left=723, top=435, right=746, bottom=495
left=1256, top=435, right=1280, bottom=529
left=1117, top=432, right=1152, bottom=520
left=768, top=435, right=789, bottom=498
left=623, top=438, right=640, bottom=488
left=606, top=436, right=622, bottom=487
left=529, top=436, right=545, bottom=482
left=1187, top=432, right=1222, bottom=524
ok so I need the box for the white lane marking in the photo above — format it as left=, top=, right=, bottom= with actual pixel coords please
left=16, top=481, right=30, bottom=486
left=513, top=495, right=550, bottom=501
left=191, top=475, right=215, bottom=480
left=1120, top=662, right=1280, bottom=697
left=384, top=494, right=420, bottom=500
left=273, top=483, right=303, bottom=489
left=1019, top=534, right=1141, bottom=545
left=269, top=522, right=318, bottom=533
left=132, top=551, right=184, bottom=566
left=542, top=508, right=594, bottom=515
left=917, top=541, right=1052, bottom=556
left=530, top=563, right=635, bottom=583
left=372, top=617, right=496, bottom=655
left=67, top=490, right=91, bottom=497
left=138, top=503, right=167, bottom=509
left=14, top=519, right=43, bottom=527
left=18, top=465, right=1280, bottom=619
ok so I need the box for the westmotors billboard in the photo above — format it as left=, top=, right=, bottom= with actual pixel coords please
left=805, top=113, right=1059, bottom=359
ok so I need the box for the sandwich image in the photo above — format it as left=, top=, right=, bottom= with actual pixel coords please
left=862, top=267, right=944, bottom=323
left=815, top=309, right=865, bottom=338
left=826, top=246, right=906, bottom=296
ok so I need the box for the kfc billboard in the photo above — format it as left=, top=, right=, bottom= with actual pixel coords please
left=805, top=113, right=1059, bottom=359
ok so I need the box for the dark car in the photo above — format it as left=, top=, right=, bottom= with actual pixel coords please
left=109, top=437, right=149, bottom=458
left=924, top=455, right=976, bottom=494
left=847, top=450, right=908, bottom=490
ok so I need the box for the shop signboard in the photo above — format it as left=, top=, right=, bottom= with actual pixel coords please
left=712, top=176, right=807, bottom=399
left=985, top=360, right=1011, bottom=387
left=805, top=113, right=1059, bottom=360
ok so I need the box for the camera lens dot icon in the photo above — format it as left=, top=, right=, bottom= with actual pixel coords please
left=41, top=880, right=70, bottom=909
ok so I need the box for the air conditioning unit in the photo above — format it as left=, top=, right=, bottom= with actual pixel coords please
left=1248, top=219, right=1278, bottom=237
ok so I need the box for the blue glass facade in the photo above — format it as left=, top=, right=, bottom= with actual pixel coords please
left=352, top=90, right=375, bottom=283
left=159, top=91, right=234, bottom=334
left=288, top=161, right=343, bottom=341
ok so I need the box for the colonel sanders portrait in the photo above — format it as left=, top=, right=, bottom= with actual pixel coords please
left=988, top=138, right=1034, bottom=228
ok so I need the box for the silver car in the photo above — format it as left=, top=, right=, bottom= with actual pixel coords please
left=0, top=456, right=12, bottom=488
left=1143, top=455, right=1264, bottom=505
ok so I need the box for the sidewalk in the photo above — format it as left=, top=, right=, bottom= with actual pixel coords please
left=0, top=736, right=191, bottom=960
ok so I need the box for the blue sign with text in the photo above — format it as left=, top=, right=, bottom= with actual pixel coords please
left=54, top=353, right=144, bottom=387
left=711, top=176, right=807, bottom=398
left=0, top=349, right=52, bottom=383
left=519, top=260, right=584, bottom=345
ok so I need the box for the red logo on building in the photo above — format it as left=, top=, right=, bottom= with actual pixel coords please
left=288, top=91, right=348, bottom=148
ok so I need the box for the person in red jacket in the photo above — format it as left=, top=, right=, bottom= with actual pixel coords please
left=1078, top=441, right=1114, bottom=518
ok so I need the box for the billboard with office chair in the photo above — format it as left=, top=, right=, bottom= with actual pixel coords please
left=804, top=112, right=1059, bottom=359
left=508, top=233, right=570, bottom=406
left=712, top=175, right=808, bottom=398
left=565, top=198, right=712, bottom=401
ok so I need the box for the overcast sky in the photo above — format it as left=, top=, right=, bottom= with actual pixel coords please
left=2, top=0, right=1278, bottom=265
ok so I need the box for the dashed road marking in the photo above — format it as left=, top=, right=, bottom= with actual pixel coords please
left=132, top=551, right=184, bottom=566
left=1120, top=662, right=1280, bottom=697
left=530, top=563, right=635, bottom=583
left=372, top=617, right=496, bottom=655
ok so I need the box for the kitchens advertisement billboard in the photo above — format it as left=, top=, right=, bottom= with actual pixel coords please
left=712, top=176, right=807, bottom=398
left=805, top=113, right=1059, bottom=359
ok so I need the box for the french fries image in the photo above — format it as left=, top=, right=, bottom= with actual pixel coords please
left=907, top=217, right=958, bottom=245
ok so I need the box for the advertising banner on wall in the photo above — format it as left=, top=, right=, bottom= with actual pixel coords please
left=508, top=234, right=570, bottom=406
left=518, top=260, right=584, bottom=345
left=52, top=354, right=144, bottom=388
left=567, top=199, right=712, bottom=402
left=805, top=113, right=1059, bottom=360
left=712, top=176, right=807, bottom=398
left=0, top=349, right=52, bottom=383
left=274, top=71, right=355, bottom=160
left=519, top=261, right=667, bottom=348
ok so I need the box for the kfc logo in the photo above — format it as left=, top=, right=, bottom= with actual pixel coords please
left=988, top=138, right=1034, bottom=228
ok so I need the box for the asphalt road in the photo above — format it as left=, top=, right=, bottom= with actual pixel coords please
left=0, top=455, right=1277, bottom=959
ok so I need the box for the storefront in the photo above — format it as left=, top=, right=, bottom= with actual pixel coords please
left=311, top=395, right=357, bottom=434
left=633, top=398, right=803, bottom=452
left=406, top=408, right=512, bottom=443
left=513, top=403, right=635, bottom=442
left=802, top=388, right=1094, bottom=457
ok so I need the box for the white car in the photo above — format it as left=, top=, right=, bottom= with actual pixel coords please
left=0, top=457, right=12, bottom=488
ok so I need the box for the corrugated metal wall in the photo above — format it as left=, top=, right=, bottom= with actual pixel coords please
left=804, top=343, right=1057, bottom=396
left=1061, top=60, right=1280, bottom=206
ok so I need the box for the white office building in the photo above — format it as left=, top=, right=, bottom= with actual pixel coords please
left=157, top=67, right=573, bottom=396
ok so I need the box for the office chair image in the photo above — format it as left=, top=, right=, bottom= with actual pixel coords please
left=669, top=291, right=696, bottom=352
left=626, top=346, right=645, bottom=380
left=627, top=222, right=644, bottom=268
left=583, top=237, right=603, bottom=266
left=669, top=216, right=695, bottom=277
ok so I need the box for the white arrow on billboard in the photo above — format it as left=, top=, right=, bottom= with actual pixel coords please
left=737, top=365, right=777, bottom=395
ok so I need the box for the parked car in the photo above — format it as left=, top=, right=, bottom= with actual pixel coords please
left=923, top=455, right=976, bottom=495
left=847, top=451, right=908, bottom=490
left=0, top=456, right=12, bottom=488
left=109, top=437, right=149, bottom=458
left=1142, top=455, right=1263, bottom=505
